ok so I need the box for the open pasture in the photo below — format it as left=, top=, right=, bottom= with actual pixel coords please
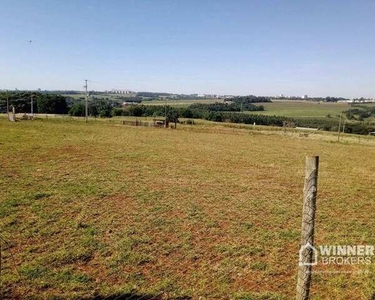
left=1, top=118, right=375, bottom=299
left=246, top=100, right=351, bottom=118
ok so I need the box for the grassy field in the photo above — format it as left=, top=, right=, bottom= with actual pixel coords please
left=1, top=117, right=375, bottom=299
left=65, top=95, right=371, bottom=120
left=142, top=99, right=367, bottom=119
left=246, top=100, right=352, bottom=118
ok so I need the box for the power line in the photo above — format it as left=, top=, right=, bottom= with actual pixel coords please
left=6, top=91, right=9, bottom=121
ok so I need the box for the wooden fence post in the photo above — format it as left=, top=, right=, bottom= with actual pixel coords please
left=9, top=107, right=16, bottom=122
left=296, top=156, right=319, bottom=300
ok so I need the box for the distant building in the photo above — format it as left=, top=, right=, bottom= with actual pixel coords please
left=122, top=101, right=140, bottom=107
left=337, top=100, right=354, bottom=103
left=112, top=89, right=135, bottom=94
left=353, top=99, right=375, bottom=103
left=302, top=95, right=308, bottom=99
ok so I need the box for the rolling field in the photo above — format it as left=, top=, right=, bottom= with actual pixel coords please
left=143, top=99, right=371, bottom=119
left=1, top=118, right=375, bottom=299
left=246, top=100, right=351, bottom=118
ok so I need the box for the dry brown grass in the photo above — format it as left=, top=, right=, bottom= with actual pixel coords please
left=0, top=117, right=375, bottom=299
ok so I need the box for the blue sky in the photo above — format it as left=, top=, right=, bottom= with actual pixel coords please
left=1, top=0, right=375, bottom=97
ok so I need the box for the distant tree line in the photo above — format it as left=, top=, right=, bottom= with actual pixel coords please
left=112, top=102, right=264, bottom=119
left=187, top=102, right=264, bottom=112
left=136, top=92, right=171, bottom=98
left=284, top=117, right=375, bottom=135
left=324, top=97, right=348, bottom=102
left=0, top=91, right=119, bottom=118
left=43, top=90, right=81, bottom=95
left=2, top=91, right=374, bottom=135
left=113, top=103, right=375, bottom=134
left=345, top=105, right=375, bottom=121
left=0, top=92, right=68, bottom=114
left=225, top=95, right=272, bottom=103
left=352, top=97, right=374, bottom=101
left=68, top=100, right=115, bottom=118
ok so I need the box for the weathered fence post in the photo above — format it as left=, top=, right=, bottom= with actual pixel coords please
left=9, top=107, right=16, bottom=122
left=296, top=156, right=319, bottom=300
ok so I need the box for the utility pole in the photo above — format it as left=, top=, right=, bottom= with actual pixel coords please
left=337, top=111, right=343, bottom=142
left=6, top=91, right=9, bottom=121
left=30, top=94, right=34, bottom=117
left=164, top=97, right=168, bottom=128
left=84, top=80, right=88, bottom=123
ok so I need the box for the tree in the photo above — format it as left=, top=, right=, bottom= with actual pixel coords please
left=128, top=105, right=144, bottom=117
left=69, top=103, right=85, bottom=116
left=0, top=92, right=68, bottom=114
left=37, top=95, right=68, bottom=114
left=90, top=104, right=99, bottom=117
left=181, top=108, right=193, bottom=118
left=166, top=108, right=180, bottom=128
left=99, top=101, right=112, bottom=118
